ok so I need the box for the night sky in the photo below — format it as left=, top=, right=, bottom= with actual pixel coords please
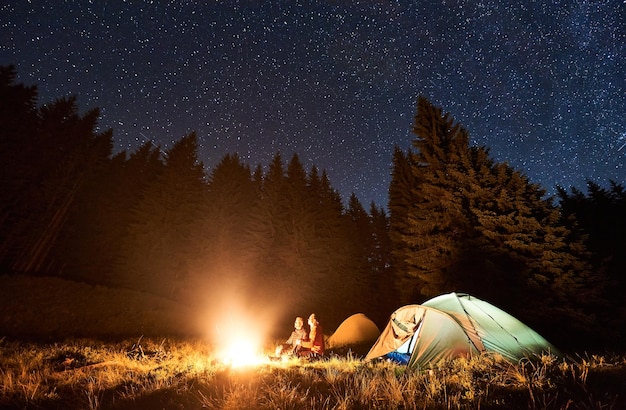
left=1, top=1, right=624, bottom=207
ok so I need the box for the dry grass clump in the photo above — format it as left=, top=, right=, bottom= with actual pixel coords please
left=0, top=337, right=624, bottom=409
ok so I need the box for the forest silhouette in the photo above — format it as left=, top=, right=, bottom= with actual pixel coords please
left=1, top=65, right=624, bottom=351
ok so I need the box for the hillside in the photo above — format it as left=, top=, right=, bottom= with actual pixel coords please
left=0, top=274, right=200, bottom=340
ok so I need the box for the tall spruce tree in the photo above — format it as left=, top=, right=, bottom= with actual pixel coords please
left=368, top=202, right=394, bottom=325
left=307, top=167, right=356, bottom=324
left=388, top=146, right=420, bottom=303
left=119, top=133, right=207, bottom=298
left=0, top=66, right=114, bottom=275
left=241, top=155, right=298, bottom=315
left=558, top=181, right=626, bottom=348
left=342, top=195, right=393, bottom=323
left=246, top=153, right=288, bottom=283
left=284, top=154, right=318, bottom=274
left=58, top=146, right=160, bottom=285
left=102, top=143, right=164, bottom=286
left=0, top=66, right=41, bottom=271
left=399, top=96, right=472, bottom=298
left=343, top=194, right=373, bottom=313
left=393, top=96, right=598, bottom=340
left=182, top=153, right=258, bottom=306
left=204, top=153, right=257, bottom=269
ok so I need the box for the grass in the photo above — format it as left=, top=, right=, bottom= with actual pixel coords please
left=0, top=337, right=625, bottom=409
left=0, top=275, right=199, bottom=339
left=1, top=274, right=624, bottom=408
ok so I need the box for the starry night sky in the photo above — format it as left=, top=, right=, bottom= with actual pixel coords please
left=1, top=1, right=624, bottom=207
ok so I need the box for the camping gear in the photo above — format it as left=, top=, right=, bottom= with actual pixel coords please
left=365, top=292, right=559, bottom=369
left=327, top=313, right=380, bottom=349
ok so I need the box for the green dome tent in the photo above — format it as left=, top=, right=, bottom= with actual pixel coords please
left=364, top=293, right=560, bottom=369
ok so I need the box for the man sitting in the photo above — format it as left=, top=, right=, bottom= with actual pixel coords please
left=274, top=316, right=308, bottom=358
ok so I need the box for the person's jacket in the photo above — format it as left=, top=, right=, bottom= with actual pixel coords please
left=302, top=324, right=325, bottom=355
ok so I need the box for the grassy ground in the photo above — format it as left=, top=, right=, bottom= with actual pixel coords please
left=0, top=337, right=625, bottom=409
left=2, top=274, right=626, bottom=409
left=0, top=274, right=199, bottom=340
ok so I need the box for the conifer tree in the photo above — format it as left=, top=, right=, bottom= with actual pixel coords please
left=285, top=154, right=317, bottom=270
left=394, top=96, right=597, bottom=336
left=119, top=133, right=207, bottom=297
left=369, top=202, right=391, bottom=277
left=0, top=65, right=40, bottom=270
left=558, top=181, right=626, bottom=347
left=101, top=143, right=164, bottom=286
left=205, top=153, right=257, bottom=267
left=388, top=146, right=421, bottom=303
left=244, top=152, right=312, bottom=314
left=245, top=153, right=354, bottom=324
left=246, top=153, right=287, bottom=280
left=369, top=202, right=394, bottom=322
left=188, top=153, right=257, bottom=303
left=307, top=167, right=356, bottom=322
left=0, top=65, right=38, bottom=200
left=347, top=194, right=371, bottom=258
left=0, top=66, right=114, bottom=274
left=343, top=193, right=372, bottom=311
left=400, top=96, right=471, bottom=297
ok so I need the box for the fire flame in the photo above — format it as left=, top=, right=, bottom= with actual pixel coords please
left=202, top=287, right=284, bottom=368
left=212, top=305, right=272, bottom=368
left=219, top=339, right=267, bottom=368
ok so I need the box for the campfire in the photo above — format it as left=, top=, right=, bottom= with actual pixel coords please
left=211, top=303, right=274, bottom=368
left=218, top=339, right=268, bottom=368
left=203, top=289, right=291, bottom=368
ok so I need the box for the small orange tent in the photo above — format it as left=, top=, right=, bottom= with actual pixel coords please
left=327, top=313, right=380, bottom=348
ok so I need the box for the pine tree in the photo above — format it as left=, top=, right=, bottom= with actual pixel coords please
left=284, top=154, right=317, bottom=274
left=0, top=67, right=114, bottom=275
left=558, top=181, right=626, bottom=347
left=307, top=167, right=356, bottom=322
left=388, top=146, right=421, bottom=303
left=246, top=153, right=288, bottom=282
left=0, top=65, right=39, bottom=200
left=369, top=202, right=391, bottom=276
left=189, top=153, right=257, bottom=303
left=205, top=153, right=257, bottom=265
left=401, top=96, right=472, bottom=297
left=369, top=202, right=394, bottom=323
left=103, top=143, right=164, bottom=286
left=394, top=96, right=597, bottom=339
left=343, top=193, right=372, bottom=311
left=244, top=153, right=356, bottom=325
left=0, top=65, right=40, bottom=270
left=119, top=133, right=207, bottom=297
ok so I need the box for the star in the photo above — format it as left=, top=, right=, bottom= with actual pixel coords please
left=1, top=1, right=623, bottom=207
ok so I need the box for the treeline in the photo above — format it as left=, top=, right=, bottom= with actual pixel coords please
left=1, top=66, right=625, bottom=349
left=0, top=66, right=393, bottom=330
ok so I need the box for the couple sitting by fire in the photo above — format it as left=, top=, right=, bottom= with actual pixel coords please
left=275, top=313, right=325, bottom=359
